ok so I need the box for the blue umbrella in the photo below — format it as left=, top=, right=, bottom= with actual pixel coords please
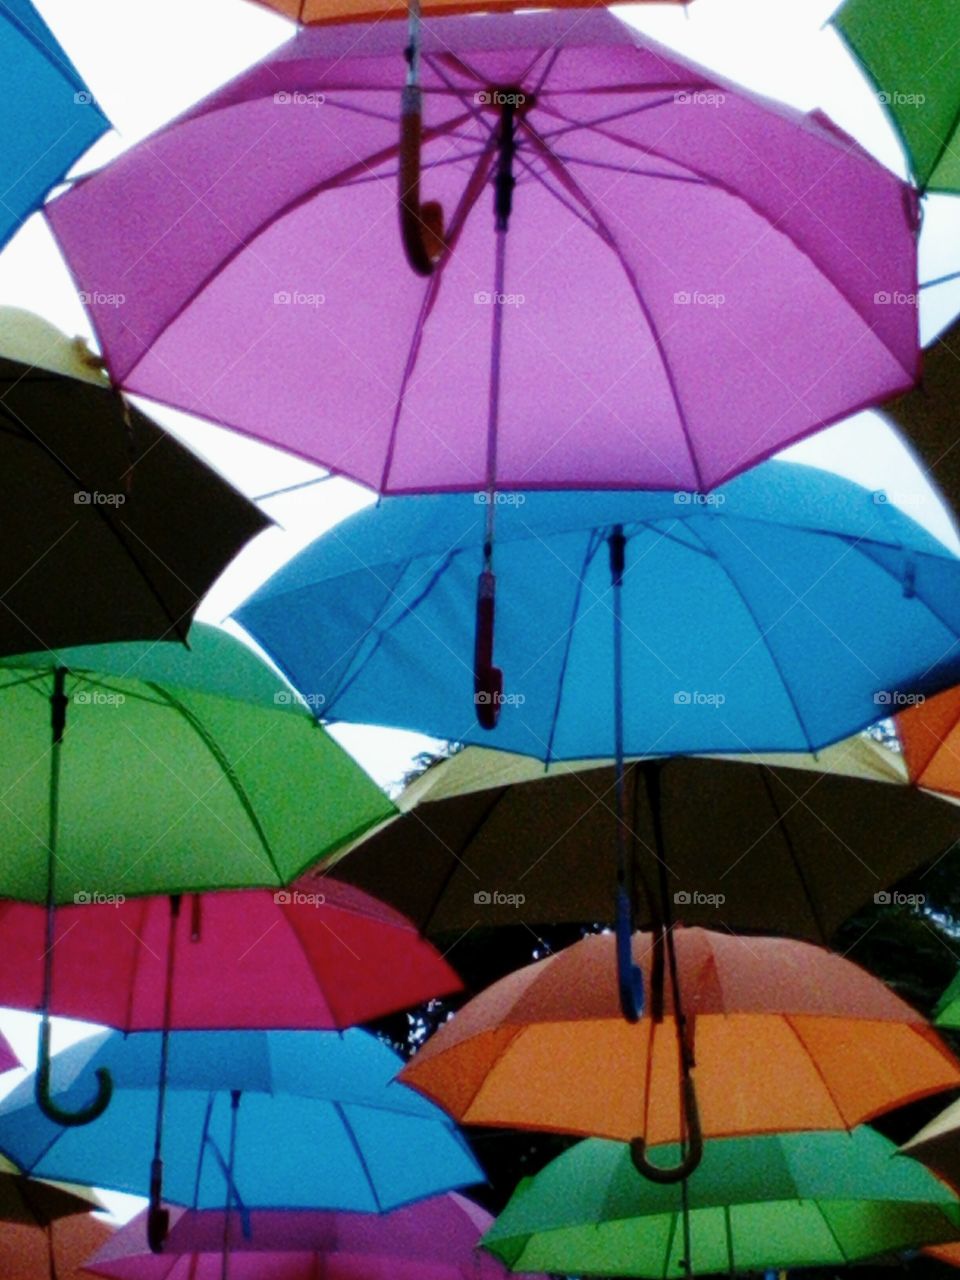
left=0, top=2, right=109, bottom=250
left=0, top=1029, right=482, bottom=1215
left=235, top=461, right=960, bottom=760
left=235, top=459, right=960, bottom=1166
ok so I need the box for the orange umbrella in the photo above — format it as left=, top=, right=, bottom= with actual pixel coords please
left=0, top=1213, right=112, bottom=1280
left=400, top=928, right=960, bottom=1153
left=897, top=686, right=960, bottom=800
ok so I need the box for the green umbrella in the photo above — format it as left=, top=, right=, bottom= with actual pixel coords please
left=0, top=623, right=393, bottom=1129
left=833, top=0, right=960, bottom=193
left=482, top=1128, right=960, bottom=1277
left=934, top=971, right=960, bottom=1029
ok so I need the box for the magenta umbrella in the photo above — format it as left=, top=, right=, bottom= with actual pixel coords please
left=83, top=1196, right=537, bottom=1280
left=0, top=879, right=460, bottom=1029
left=0, top=1033, right=19, bottom=1075
left=48, top=8, right=917, bottom=499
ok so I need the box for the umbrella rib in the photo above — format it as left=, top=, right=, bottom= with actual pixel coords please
left=534, top=102, right=917, bottom=382
left=518, top=118, right=706, bottom=491
left=0, top=400, right=190, bottom=643
left=420, top=785, right=513, bottom=934
left=379, top=136, right=497, bottom=492
left=332, top=1101, right=384, bottom=1212
left=779, top=1014, right=850, bottom=1128
left=143, top=683, right=287, bottom=884
left=545, top=531, right=604, bottom=765
left=811, top=1197, right=852, bottom=1265
left=115, top=108, right=477, bottom=389
left=679, top=520, right=817, bottom=751
left=755, top=771, right=830, bottom=944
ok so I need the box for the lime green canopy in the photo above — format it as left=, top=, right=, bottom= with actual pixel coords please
left=935, top=971, right=960, bottom=1029
left=0, top=625, right=394, bottom=903
left=482, top=1128, right=960, bottom=1277
left=834, top=0, right=960, bottom=192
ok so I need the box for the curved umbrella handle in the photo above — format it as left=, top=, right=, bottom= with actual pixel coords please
left=629, top=1074, right=703, bottom=1184
left=616, top=885, right=644, bottom=1023
left=35, top=1021, right=112, bottom=1128
left=400, top=85, right=445, bottom=276
left=147, top=1157, right=170, bottom=1252
left=475, top=568, right=503, bottom=730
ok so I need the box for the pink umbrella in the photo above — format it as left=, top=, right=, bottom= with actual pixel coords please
left=0, top=879, right=459, bottom=1030
left=0, top=1032, right=20, bottom=1074
left=48, top=7, right=917, bottom=499
left=82, top=1196, right=538, bottom=1280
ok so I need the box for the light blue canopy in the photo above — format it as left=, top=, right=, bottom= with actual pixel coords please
left=0, top=1029, right=482, bottom=1211
left=235, top=462, right=960, bottom=759
left=0, top=1, right=109, bottom=250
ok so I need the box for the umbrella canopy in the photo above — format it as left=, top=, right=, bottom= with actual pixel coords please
left=84, top=1194, right=532, bottom=1280
left=318, top=739, right=960, bottom=942
left=1, top=1213, right=112, bottom=1280
left=897, top=681, right=960, bottom=802
left=0, top=1034, right=19, bottom=1075
left=0, top=1155, right=101, bottom=1228
left=878, top=315, right=960, bottom=531
left=833, top=0, right=960, bottom=193
left=0, top=1030, right=482, bottom=1211
left=935, top=969, right=960, bottom=1030
left=249, top=0, right=688, bottom=24
left=399, top=928, right=960, bottom=1145
left=0, top=3, right=108, bottom=252
left=0, top=308, right=268, bottom=655
left=48, top=9, right=919, bottom=494
left=236, top=463, right=960, bottom=758
left=903, top=1097, right=960, bottom=1189
left=0, top=623, right=393, bottom=903
left=0, top=879, right=459, bottom=1029
left=482, top=1128, right=960, bottom=1276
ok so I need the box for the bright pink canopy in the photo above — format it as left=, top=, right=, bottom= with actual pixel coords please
left=47, top=8, right=918, bottom=494
left=83, top=1196, right=538, bottom=1280
left=0, top=880, right=460, bottom=1029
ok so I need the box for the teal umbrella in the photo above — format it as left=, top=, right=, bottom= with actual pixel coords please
left=482, top=1128, right=960, bottom=1276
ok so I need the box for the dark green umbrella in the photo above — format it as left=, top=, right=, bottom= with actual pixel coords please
left=0, top=307, right=267, bottom=655
left=833, top=0, right=960, bottom=193
left=482, top=1128, right=960, bottom=1276
left=0, top=623, right=394, bottom=1145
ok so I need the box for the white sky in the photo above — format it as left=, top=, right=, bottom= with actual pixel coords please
left=2, top=0, right=960, bottom=1219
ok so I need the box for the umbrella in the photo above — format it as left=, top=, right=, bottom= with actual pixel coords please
left=0, top=623, right=392, bottom=1227
left=896, top=682, right=960, bottom=800
left=248, top=0, right=687, bottom=24
left=317, top=739, right=960, bottom=942
left=0, top=307, right=268, bottom=655
left=235, top=463, right=960, bottom=760
left=0, top=1154, right=101, bottom=1228
left=47, top=8, right=919, bottom=497
left=0, top=1035, right=20, bottom=1075
left=1, top=1213, right=112, bottom=1280
left=0, top=3, right=108, bottom=253
left=903, top=1097, right=960, bottom=1189
left=399, top=927, right=960, bottom=1149
left=935, top=969, right=960, bottom=1030
left=83, top=1193, right=535, bottom=1280
left=833, top=0, right=960, bottom=194
left=876, top=314, right=960, bottom=531
left=481, top=1128, right=960, bottom=1276
left=0, top=879, right=459, bottom=1031
left=0, top=1030, right=483, bottom=1213
left=238, top=460, right=960, bottom=1075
